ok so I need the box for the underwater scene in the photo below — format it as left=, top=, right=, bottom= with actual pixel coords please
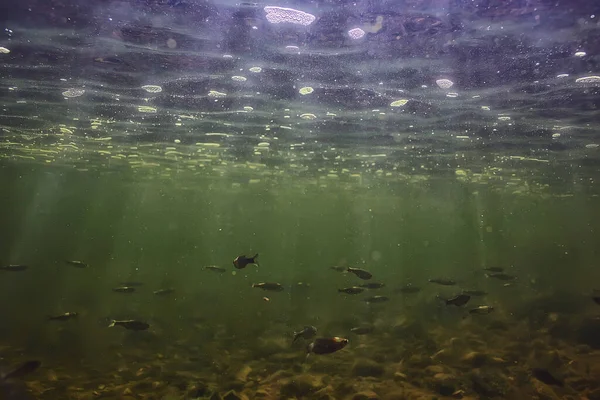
left=1, top=0, right=600, bottom=399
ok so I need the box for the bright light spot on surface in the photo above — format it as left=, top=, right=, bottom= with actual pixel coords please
left=481, top=106, right=490, bottom=111
left=576, top=76, right=600, bottom=83
left=249, top=67, right=262, bottom=73
left=174, top=139, right=181, bottom=144
left=0, top=47, right=10, bottom=54
left=141, top=85, right=162, bottom=93
left=575, top=51, right=587, bottom=57
left=436, top=79, right=454, bottom=89
left=498, top=116, right=511, bottom=121
left=243, top=106, right=254, bottom=111
left=390, top=99, right=408, bottom=107
left=264, top=6, right=316, bottom=26
left=556, top=73, right=569, bottom=78
left=138, top=106, right=157, bottom=113
left=299, top=87, right=314, bottom=95
left=348, top=28, right=365, bottom=39
left=552, top=133, right=561, bottom=138
left=300, top=113, right=317, bottom=120
left=446, top=92, right=459, bottom=98
left=208, top=90, right=227, bottom=97
left=62, top=88, right=85, bottom=98
left=586, top=144, right=599, bottom=149
left=231, top=76, right=247, bottom=82
left=166, top=38, right=177, bottom=49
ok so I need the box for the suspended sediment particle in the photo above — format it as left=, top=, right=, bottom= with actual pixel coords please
left=390, top=99, right=408, bottom=107
left=576, top=76, right=600, bottom=83
left=436, top=79, right=454, bottom=89
left=62, top=88, right=85, bottom=98
left=264, top=6, right=316, bottom=26
left=141, top=85, right=163, bottom=93
left=299, top=87, right=314, bottom=95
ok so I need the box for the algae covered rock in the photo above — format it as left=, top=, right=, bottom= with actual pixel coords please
left=352, top=390, right=380, bottom=400
left=279, top=374, right=324, bottom=398
left=351, top=359, right=385, bottom=377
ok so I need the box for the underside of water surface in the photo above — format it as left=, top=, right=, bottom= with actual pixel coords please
left=1, top=0, right=600, bottom=399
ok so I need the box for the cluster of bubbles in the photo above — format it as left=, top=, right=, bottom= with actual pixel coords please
left=62, top=88, right=85, bottom=98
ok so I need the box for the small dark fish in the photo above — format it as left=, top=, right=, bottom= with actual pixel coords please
left=112, top=286, right=136, bottom=293
left=364, top=295, right=389, bottom=304
left=350, top=325, right=374, bottom=335
left=487, top=272, right=516, bottom=281
left=330, top=265, right=347, bottom=272
left=233, top=254, right=259, bottom=269
left=532, top=368, right=564, bottom=387
left=1, top=360, right=41, bottom=381
left=469, top=305, right=494, bottom=314
left=462, top=289, right=488, bottom=297
left=307, top=337, right=349, bottom=355
left=0, top=265, right=28, bottom=272
left=293, top=325, right=317, bottom=343
left=347, top=267, right=372, bottom=280
left=593, top=296, right=600, bottom=305
left=64, top=260, right=87, bottom=268
left=48, top=312, right=78, bottom=321
left=120, top=281, right=144, bottom=287
left=153, top=288, right=175, bottom=295
left=483, top=267, right=504, bottom=273
left=429, top=278, right=457, bottom=286
left=444, top=294, right=471, bottom=307
left=359, top=282, right=385, bottom=289
left=252, top=282, right=283, bottom=292
left=395, top=284, right=421, bottom=294
left=204, top=265, right=226, bottom=273
left=109, top=320, right=149, bottom=331
left=338, top=287, right=364, bottom=295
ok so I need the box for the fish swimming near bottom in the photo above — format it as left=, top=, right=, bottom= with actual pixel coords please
left=252, top=282, right=284, bottom=292
left=307, top=337, right=349, bottom=355
left=109, top=320, right=149, bottom=331
left=364, top=295, right=389, bottom=304
left=204, top=265, right=227, bottom=273
left=48, top=312, right=78, bottom=321
left=0, top=265, right=28, bottom=272
left=233, top=254, right=259, bottom=269
left=64, top=260, right=87, bottom=268
left=347, top=267, right=372, bottom=280
left=338, top=287, right=364, bottom=295
left=486, top=272, right=516, bottom=281
left=428, top=278, right=457, bottom=286
left=0, top=360, right=41, bottom=400
left=153, top=288, right=175, bottom=296
left=469, top=306, right=494, bottom=315
left=112, top=286, right=136, bottom=293
left=1, top=360, right=41, bottom=381
left=350, top=325, right=374, bottom=335
left=592, top=296, right=600, bottom=305
left=293, top=326, right=317, bottom=343
left=444, top=294, right=471, bottom=307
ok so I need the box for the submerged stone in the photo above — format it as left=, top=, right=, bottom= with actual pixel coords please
left=351, top=359, right=385, bottom=377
